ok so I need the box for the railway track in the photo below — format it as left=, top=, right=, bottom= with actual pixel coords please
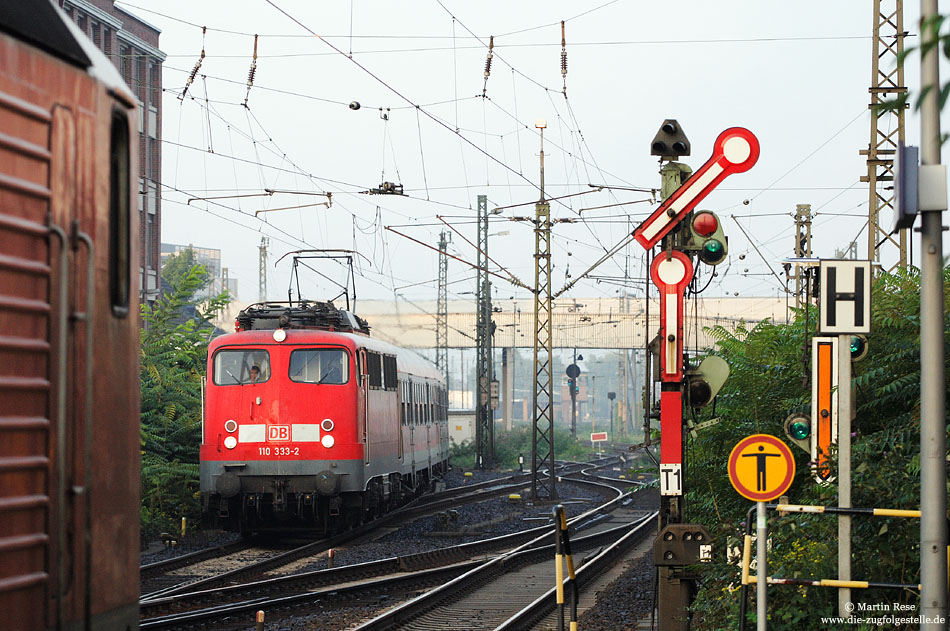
left=351, top=505, right=655, bottom=631
left=139, top=461, right=653, bottom=629
left=139, top=461, right=610, bottom=601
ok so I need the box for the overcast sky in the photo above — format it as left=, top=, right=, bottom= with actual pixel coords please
left=125, top=0, right=949, bottom=309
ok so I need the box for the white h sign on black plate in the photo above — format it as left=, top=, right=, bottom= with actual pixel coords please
left=819, top=260, right=871, bottom=334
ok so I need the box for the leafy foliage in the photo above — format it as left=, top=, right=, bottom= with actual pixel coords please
left=689, top=267, right=950, bottom=629
left=140, top=263, right=229, bottom=544
left=450, top=425, right=592, bottom=470
left=160, top=245, right=213, bottom=291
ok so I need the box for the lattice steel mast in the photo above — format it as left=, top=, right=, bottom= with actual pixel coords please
left=258, top=236, right=269, bottom=301
left=436, top=230, right=450, bottom=390
left=475, top=195, right=494, bottom=468
left=791, top=204, right=813, bottom=310
left=531, top=122, right=556, bottom=499
left=862, top=0, right=908, bottom=269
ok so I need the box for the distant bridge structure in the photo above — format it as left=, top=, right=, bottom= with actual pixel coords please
left=355, top=296, right=789, bottom=350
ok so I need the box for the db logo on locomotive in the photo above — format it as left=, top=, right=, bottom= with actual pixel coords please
left=268, top=425, right=291, bottom=441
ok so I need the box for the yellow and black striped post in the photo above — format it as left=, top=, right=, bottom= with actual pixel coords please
left=553, top=505, right=578, bottom=631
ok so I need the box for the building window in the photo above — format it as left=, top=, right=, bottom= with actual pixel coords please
left=147, top=180, right=157, bottom=214
left=148, top=137, right=159, bottom=179
left=149, top=63, right=161, bottom=106
left=132, top=54, right=142, bottom=95
left=109, top=109, right=131, bottom=317
left=147, top=107, right=157, bottom=139
left=119, top=45, right=130, bottom=81
left=103, top=27, right=111, bottom=56
left=77, top=13, right=86, bottom=35
left=145, top=212, right=153, bottom=266
left=92, top=22, right=100, bottom=49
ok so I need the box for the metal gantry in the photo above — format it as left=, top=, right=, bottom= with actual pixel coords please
left=436, top=230, right=450, bottom=389
left=475, top=195, right=494, bottom=468
left=862, top=0, right=908, bottom=269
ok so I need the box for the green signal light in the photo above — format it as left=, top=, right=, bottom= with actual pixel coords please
left=699, top=239, right=726, bottom=264
left=849, top=334, right=869, bottom=361
left=788, top=419, right=810, bottom=440
left=703, top=240, right=724, bottom=255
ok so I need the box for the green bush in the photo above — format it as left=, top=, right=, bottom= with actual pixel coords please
left=140, top=263, right=228, bottom=547
left=689, top=267, right=949, bottom=629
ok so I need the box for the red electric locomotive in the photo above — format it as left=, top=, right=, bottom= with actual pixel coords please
left=0, top=3, right=141, bottom=630
left=201, top=301, right=449, bottom=534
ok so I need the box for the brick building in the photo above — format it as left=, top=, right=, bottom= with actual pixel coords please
left=58, top=0, right=165, bottom=303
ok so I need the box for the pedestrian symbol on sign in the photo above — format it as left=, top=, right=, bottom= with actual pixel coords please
left=728, top=434, right=795, bottom=502
left=741, top=445, right=782, bottom=492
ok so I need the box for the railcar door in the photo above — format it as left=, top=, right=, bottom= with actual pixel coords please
left=396, top=378, right=404, bottom=461
left=357, top=348, right=369, bottom=464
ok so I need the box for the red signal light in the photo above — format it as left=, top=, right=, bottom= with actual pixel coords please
left=692, top=211, right=718, bottom=237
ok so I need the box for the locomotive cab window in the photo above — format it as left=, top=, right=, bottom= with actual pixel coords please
left=109, top=108, right=131, bottom=316
left=213, top=349, right=271, bottom=385
left=289, top=349, right=350, bottom=385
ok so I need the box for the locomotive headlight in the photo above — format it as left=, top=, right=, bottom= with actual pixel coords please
left=321, top=434, right=335, bottom=448
left=321, top=418, right=334, bottom=432
left=273, top=329, right=287, bottom=342
left=224, top=419, right=237, bottom=433
left=224, top=435, right=237, bottom=449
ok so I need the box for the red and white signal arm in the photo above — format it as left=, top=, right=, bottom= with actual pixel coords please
left=651, top=250, right=694, bottom=382
left=633, top=127, right=760, bottom=250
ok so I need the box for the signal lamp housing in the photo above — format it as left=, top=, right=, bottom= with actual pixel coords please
left=784, top=412, right=811, bottom=453
left=688, top=210, right=728, bottom=265
left=685, top=355, right=730, bottom=408
left=650, top=118, right=691, bottom=158
left=849, top=334, right=869, bottom=362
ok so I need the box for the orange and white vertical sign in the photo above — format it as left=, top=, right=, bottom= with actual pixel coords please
left=811, top=337, right=838, bottom=483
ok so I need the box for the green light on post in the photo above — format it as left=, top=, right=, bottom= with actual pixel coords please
left=788, top=419, right=810, bottom=440
left=849, top=334, right=869, bottom=362
left=700, top=239, right=725, bottom=264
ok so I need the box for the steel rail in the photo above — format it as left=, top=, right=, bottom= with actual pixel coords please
left=141, top=462, right=635, bottom=623
left=141, top=515, right=650, bottom=630
left=140, top=461, right=600, bottom=601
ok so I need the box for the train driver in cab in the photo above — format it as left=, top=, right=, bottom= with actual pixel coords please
left=321, top=355, right=343, bottom=384
left=249, top=365, right=261, bottom=383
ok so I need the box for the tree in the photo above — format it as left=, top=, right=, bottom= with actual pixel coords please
left=161, top=246, right=213, bottom=292
left=140, top=265, right=229, bottom=543
left=688, top=267, right=950, bottom=630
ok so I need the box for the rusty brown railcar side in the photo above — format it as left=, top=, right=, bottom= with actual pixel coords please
left=0, top=21, right=140, bottom=631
